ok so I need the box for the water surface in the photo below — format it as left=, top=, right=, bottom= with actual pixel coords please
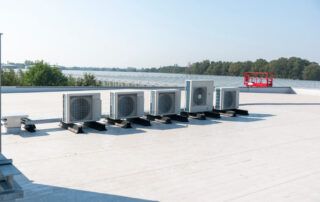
left=63, top=70, right=320, bottom=88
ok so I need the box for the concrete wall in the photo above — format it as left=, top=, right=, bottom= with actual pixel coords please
left=2, top=86, right=184, bottom=94
left=2, top=86, right=294, bottom=94
left=240, top=87, right=320, bottom=96
left=291, top=88, right=320, bottom=96
left=239, top=87, right=294, bottom=94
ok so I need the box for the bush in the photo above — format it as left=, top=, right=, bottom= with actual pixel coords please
left=24, top=61, right=68, bottom=86
left=1, top=69, right=24, bottom=86
left=1, top=61, right=103, bottom=86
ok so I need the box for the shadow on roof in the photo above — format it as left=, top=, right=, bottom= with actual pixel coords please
left=219, top=113, right=275, bottom=122
left=245, top=113, right=275, bottom=118
left=102, top=126, right=146, bottom=136
left=147, top=121, right=187, bottom=130
left=220, top=116, right=264, bottom=122
left=186, top=119, right=221, bottom=125
left=15, top=174, right=157, bottom=202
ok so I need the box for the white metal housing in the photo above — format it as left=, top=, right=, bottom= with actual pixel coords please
left=63, top=93, right=101, bottom=123
left=110, top=91, right=144, bottom=120
left=214, top=87, right=239, bottom=110
left=150, top=89, right=181, bottom=116
left=185, top=80, right=214, bottom=113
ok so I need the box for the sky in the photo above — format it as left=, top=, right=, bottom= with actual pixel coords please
left=0, top=0, right=320, bottom=68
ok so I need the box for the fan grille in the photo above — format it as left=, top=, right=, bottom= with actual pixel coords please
left=70, top=96, right=92, bottom=121
left=158, top=93, right=175, bottom=114
left=118, top=94, right=137, bottom=118
left=192, top=87, right=207, bottom=106
left=223, top=91, right=236, bottom=109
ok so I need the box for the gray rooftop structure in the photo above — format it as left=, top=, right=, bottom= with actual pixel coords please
left=1, top=90, right=320, bottom=201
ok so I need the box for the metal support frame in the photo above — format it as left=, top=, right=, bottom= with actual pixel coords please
left=84, top=121, right=107, bottom=131
left=244, top=72, right=273, bottom=87
left=234, top=109, right=249, bottom=115
left=165, top=114, right=189, bottom=122
left=213, top=110, right=236, bottom=117
left=181, top=112, right=206, bottom=120
left=106, top=118, right=132, bottom=128
left=204, top=111, right=221, bottom=118
left=213, top=109, right=249, bottom=117
left=21, top=118, right=36, bottom=132
left=59, top=121, right=83, bottom=134
left=146, top=114, right=172, bottom=124
left=180, top=110, right=221, bottom=120
left=127, top=117, right=151, bottom=126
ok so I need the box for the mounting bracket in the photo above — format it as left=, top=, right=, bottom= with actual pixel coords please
left=106, top=118, right=132, bottom=128
left=165, top=114, right=189, bottom=122
left=127, top=117, right=151, bottom=126
left=84, top=121, right=107, bottom=131
left=146, top=115, right=171, bottom=124
left=181, top=112, right=206, bottom=120
left=59, top=121, right=83, bottom=134
left=204, top=111, right=221, bottom=119
left=21, top=118, right=36, bottom=132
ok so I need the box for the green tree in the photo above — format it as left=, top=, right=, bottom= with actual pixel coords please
left=252, top=59, right=268, bottom=72
left=186, top=60, right=210, bottom=74
left=16, top=69, right=25, bottom=85
left=24, top=61, right=68, bottom=86
left=1, top=69, right=17, bottom=85
left=288, top=57, right=310, bottom=80
left=228, top=62, right=243, bottom=76
left=66, top=75, right=76, bottom=86
left=302, top=64, right=320, bottom=80
left=76, top=73, right=101, bottom=86
left=1, top=69, right=25, bottom=86
left=267, top=58, right=291, bottom=78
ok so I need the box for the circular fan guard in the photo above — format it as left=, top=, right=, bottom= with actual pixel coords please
left=193, top=87, right=207, bottom=106
left=118, top=96, right=135, bottom=117
left=159, top=94, right=173, bottom=114
left=223, top=91, right=236, bottom=109
left=70, top=97, right=91, bottom=121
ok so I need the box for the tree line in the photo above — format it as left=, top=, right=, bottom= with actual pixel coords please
left=2, top=57, right=320, bottom=86
left=141, top=57, right=320, bottom=81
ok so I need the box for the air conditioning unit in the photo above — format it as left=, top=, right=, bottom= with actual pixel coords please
left=63, top=93, right=101, bottom=123
left=185, top=80, right=214, bottom=113
left=150, top=89, right=181, bottom=116
left=214, top=87, right=239, bottom=110
left=110, top=91, right=144, bottom=120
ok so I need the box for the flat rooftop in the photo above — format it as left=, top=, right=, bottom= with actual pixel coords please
left=2, top=90, right=320, bottom=202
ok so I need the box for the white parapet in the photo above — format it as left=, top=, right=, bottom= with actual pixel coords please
left=239, top=87, right=294, bottom=94
left=291, top=88, right=320, bottom=96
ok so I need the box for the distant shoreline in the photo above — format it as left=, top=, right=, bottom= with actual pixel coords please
left=2, top=56, right=320, bottom=81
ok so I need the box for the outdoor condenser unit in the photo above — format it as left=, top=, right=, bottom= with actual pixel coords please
left=63, top=93, right=101, bottom=123
left=214, top=87, right=239, bottom=110
left=110, top=91, right=144, bottom=120
left=185, top=80, right=214, bottom=113
left=150, top=89, right=181, bottom=116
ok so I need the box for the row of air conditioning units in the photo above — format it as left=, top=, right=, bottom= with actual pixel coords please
left=62, top=80, right=239, bottom=124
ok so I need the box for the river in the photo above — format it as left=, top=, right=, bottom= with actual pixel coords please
left=62, top=70, right=320, bottom=89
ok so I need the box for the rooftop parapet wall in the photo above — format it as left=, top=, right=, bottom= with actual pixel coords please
left=291, top=88, right=320, bottom=96
left=239, top=87, right=294, bottom=94
left=239, top=87, right=320, bottom=95
left=2, top=86, right=185, bottom=94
